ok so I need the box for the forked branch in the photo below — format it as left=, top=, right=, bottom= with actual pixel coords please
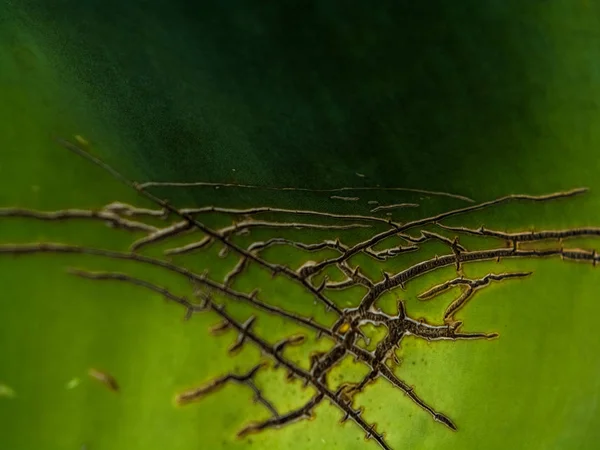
left=2, top=139, right=599, bottom=450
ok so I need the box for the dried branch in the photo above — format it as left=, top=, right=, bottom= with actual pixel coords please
left=56, top=138, right=344, bottom=316
left=0, top=244, right=335, bottom=338
left=202, top=296, right=393, bottom=449
left=419, top=272, right=532, bottom=300
left=404, top=230, right=467, bottom=252
left=229, top=316, right=257, bottom=354
left=224, top=257, right=249, bottom=287
left=247, top=237, right=347, bottom=254
left=354, top=245, right=599, bottom=313
left=181, top=205, right=399, bottom=227
left=4, top=140, right=599, bottom=450
left=365, top=244, right=419, bottom=261
left=436, top=223, right=600, bottom=244
left=137, top=180, right=475, bottom=203
left=419, top=272, right=532, bottom=324
left=330, top=195, right=360, bottom=201
left=237, top=393, right=324, bottom=438
left=68, top=268, right=205, bottom=320
left=103, top=202, right=168, bottom=218
left=0, top=207, right=157, bottom=233
left=164, top=220, right=368, bottom=256
left=175, top=363, right=275, bottom=415
left=302, top=188, right=588, bottom=278
left=335, top=262, right=375, bottom=290
left=370, top=203, right=420, bottom=213
left=130, top=221, right=193, bottom=251
left=71, top=266, right=393, bottom=449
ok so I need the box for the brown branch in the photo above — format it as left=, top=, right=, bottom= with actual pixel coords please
left=247, top=237, right=347, bottom=254
left=175, top=363, right=276, bottom=417
left=338, top=303, right=494, bottom=431
left=137, top=180, right=475, bottom=203
left=273, top=335, right=306, bottom=353
left=436, top=223, right=600, bottom=244
left=237, top=394, right=324, bottom=438
left=317, top=323, right=460, bottom=431
left=164, top=236, right=212, bottom=256
left=229, top=316, right=257, bottom=354
left=404, top=230, right=467, bottom=252
left=103, top=202, right=168, bottom=218
left=72, top=265, right=392, bottom=449
left=323, top=279, right=357, bottom=291
left=428, top=272, right=531, bottom=324
left=406, top=319, right=498, bottom=341
left=355, top=245, right=599, bottom=313
left=71, top=264, right=393, bottom=447
left=201, top=298, right=392, bottom=449
left=56, top=138, right=344, bottom=316
left=377, top=364, right=456, bottom=430
left=365, top=244, right=419, bottom=261
left=330, top=195, right=360, bottom=201
left=165, top=221, right=368, bottom=257
left=65, top=272, right=382, bottom=442
left=224, top=257, right=249, bottom=287
left=181, top=205, right=399, bottom=227
left=335, top=263, right=375, bottom=289
left=68, top=268, right=205, bottom=319
left=131, top=221, right=193, bottom=251
left=419, top=272, right=532, bottom=300
left=0, top=208, right=157, bottom=233
left=65, top=263, right=393, bottom=422
left=302, top=188, right=588, bottom=278
left=370, top=203, right=420, bottom=213
left=0, top=243, right=335, bottom=337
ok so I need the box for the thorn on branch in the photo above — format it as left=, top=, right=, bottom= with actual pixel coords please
left=175, top=363, right=271, bottom=408
left=273, top=334, right=306, bottom=353
left=209, top=320, right=231, bottom=335
left=229, top=316, right=257, bottom=354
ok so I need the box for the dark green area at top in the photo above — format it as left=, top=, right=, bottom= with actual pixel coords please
left=12, top=0, right=553, bottom=198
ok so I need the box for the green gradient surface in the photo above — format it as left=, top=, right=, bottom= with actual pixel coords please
left=2, top=2, right=600, bottom=450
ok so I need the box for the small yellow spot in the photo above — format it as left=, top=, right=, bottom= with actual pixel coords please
left=0, top=383, right=16, bottom=398
left=65, top=377, right=81, bottom=390
left=74, top=135, right=89, bottom=147
left=338, top=323, right=351, bottom=333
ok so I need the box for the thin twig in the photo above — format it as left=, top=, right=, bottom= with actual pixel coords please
left=56, top=138, right=343, bottom=316
left=303, top=188, right=589, bottom=278
left=138, top=180, right=475, bottom=203
left=0, top=208, right=157, bottom=233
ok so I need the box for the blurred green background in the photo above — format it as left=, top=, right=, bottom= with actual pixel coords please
left=1, top=1, right=600, bottom=449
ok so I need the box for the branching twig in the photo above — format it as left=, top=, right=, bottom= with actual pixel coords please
left=418, top=272, right=532, bottom=324
left=164, top=221, right=368, bottom=256
left=419, top=272, right=532, bottom=300
left=3, top=141, right=599, bottom=450
left=437, top=223, right=600, bottom=245
left=0, top=207, right=157, bottom=233
left=56, top=138, right=344, bottom=316
left=0, top=244, right=335, bottom=336
left=181, top=205, right=400, bottom=227
left=354, top=246, right=599, bottom=313
left=237, top=393, right=324, bottom=438
left=302, top=188, right=588, bottom=278
left=370, top=203, right=420, bottom=213
left=137, top=180, right=475, bottom=203
left=176, top=363, right=276, bottom=418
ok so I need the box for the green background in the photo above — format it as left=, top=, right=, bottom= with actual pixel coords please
left=1, top=1, right=600, bottom=449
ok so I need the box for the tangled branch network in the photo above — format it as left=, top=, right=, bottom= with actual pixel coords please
left=2, top=138, right=599, bottom=450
